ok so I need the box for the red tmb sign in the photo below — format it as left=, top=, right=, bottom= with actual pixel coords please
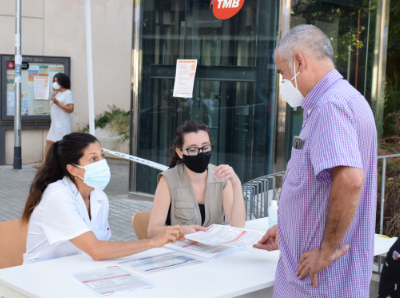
left=210, top=0, right=245, bottom=20
left=6, top=61, right=15, bottom=69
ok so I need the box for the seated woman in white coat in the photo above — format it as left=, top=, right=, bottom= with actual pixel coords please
left=22, top=132, right=184, bottom=264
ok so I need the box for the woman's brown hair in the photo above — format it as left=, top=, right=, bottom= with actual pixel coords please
left=169, top=120, right=212, bottom=168
left=21, top=132, right=98, bottom=224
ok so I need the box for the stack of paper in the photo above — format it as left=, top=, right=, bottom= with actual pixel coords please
left=165, top=224, right=263, bottom=259
left=165, top=240, right=246, bottom=259
left=119, top=252, right=204, bottom=273
left=185, top=224, right=263, bottom=247
left=70, top=266, right=155, bottom=297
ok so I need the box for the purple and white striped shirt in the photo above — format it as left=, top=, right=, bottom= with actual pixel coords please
left=274, top=70, right=377, bottom=297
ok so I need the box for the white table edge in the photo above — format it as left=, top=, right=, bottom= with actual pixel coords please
left=0, top=280, right=37, bottom=298
left=219, top=281, right=274, bottom=298
left=0, top=278, right=274, bottom=298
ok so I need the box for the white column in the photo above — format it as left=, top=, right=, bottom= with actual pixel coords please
left=85, top=0, right=95, bottom=136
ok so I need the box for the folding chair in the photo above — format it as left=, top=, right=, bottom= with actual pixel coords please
left=0, top=219, right=28, bottom=269
left=132, top=211, right=151, bottom=240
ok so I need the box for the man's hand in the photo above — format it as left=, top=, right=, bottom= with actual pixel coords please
left=253, top=225, right=279, bottom=251
left=296, top=244, right=350, bottom=288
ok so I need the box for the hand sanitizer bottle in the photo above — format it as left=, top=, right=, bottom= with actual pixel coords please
left=268, top=200, right=278, bottom=228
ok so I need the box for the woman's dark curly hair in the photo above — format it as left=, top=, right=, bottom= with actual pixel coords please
left=53, top=73, right=71, bottom=89
left=169, top=120, right=212, bottom=168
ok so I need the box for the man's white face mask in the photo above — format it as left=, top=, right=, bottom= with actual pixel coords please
left=279, top=60, right=304, bottom=108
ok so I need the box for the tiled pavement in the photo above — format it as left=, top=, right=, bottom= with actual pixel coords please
left=0, top=159, right=152, bottom=242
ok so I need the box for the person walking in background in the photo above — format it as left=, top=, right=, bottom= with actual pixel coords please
left=378, top=237, right=400, bottom=297
left=33, top=73, right=74, bottom=169
left=253, top=24, right=377, bottom=297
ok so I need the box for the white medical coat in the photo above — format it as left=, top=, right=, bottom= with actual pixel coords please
left=23, top=176, right=112, bottom=264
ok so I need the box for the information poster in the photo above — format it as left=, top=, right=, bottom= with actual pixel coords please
left=38, top=65, right=49, bottom=77
left=5, top=62, right=63, bottom=116
left=7, top=91, right=15, bottom=116
left=173, top=59, right=197, bottom=98
left=21, top=93, right=29, bottom=115
left=7, top=74, right=15, bottom=91
left=33, top=100, right=50, bottom=115
left=28, top=66, right=39, bottom=87
left=34, top=77, right=50, bottom=99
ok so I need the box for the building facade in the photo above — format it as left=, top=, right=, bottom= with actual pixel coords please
left=0, top=0, right=133, bottom=164
left=0, top=0, right=390, bottom=198
left=129, top=0, right=390, bottom=197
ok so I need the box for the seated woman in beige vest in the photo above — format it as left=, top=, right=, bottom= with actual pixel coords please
left=148, top=120, right=246, bottom=238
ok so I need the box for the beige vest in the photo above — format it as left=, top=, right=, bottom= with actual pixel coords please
left=158, top=163, right=227, bottom=227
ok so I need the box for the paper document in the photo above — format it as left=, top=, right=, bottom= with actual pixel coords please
left=6, top=91, right=15, bottom=116
left=119, top=252, right=204, bottom=273
left=34, top=76, right=50, bottom=99
left=185, top=224, right=263, bottom=247
left=71, top=266, right=155, bottom=297
left=28, top=66, right=39, bottom=87
left=165, top=240, right=247, bottom=259
left=173, top=59, right=197, bottom=98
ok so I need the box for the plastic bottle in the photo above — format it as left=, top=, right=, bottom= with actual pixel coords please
left=268, top=200, right=278, bottom=228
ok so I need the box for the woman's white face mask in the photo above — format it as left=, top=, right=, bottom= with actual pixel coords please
left=73, top=159, right=111, bottom=190
left=279, top=60, right=304, bottom=108
left=53, top=82, right=61, bottom=90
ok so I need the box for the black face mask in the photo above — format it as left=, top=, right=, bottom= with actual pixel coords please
left=182, top=152, right=211, bottom=173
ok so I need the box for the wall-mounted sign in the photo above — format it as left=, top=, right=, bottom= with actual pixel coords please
left=6, top=61, right=15, bottom=69
left=6, top=61, right=29, bottom=70
left=210, top=0, right=245, bottom=20
left=21, top=62, right=30, bottom=70
left=173, top=59, right=198, bottom=98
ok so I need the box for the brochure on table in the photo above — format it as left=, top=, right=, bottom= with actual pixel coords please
left=185, top=224, right=263, bottom=247
left=165, top=240, right=246, bottom=259
left=70, top=266, right=155, bottom=297
left=118, top=252, right=204, bottom=274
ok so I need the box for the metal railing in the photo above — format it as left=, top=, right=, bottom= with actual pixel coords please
left=242, top=171, right=286, bottom=220
left=377, top=153, right=400, bottom=272
left=242, top=154, right=400, bottom=272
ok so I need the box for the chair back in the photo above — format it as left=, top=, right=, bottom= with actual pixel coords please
left=132, top=211, right=151, bottom=240
left=0, top=219, right=28, bottom=269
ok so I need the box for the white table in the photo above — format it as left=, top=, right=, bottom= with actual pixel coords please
left=0, top=218, right=397, bottom=298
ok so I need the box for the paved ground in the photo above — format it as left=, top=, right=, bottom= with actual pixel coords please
left=0, top=159, right=152, bottom=242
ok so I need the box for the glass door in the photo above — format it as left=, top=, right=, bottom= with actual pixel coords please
left=284, top=0, right=379, bottom=166
left=133, top=0, right=280, bottom=194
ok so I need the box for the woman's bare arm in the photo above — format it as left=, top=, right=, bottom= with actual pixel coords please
left=215, top=165, right=246, bottom=228
left=71, top=225, right=184, bottom=261
left=147, top=176, right=172, bottom=238
left=222, top=180, right=246, bottom=227
left=53, top=100, right=74, bottom=113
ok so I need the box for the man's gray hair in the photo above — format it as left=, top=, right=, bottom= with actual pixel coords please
left=276, top=25, right=334, bottom=72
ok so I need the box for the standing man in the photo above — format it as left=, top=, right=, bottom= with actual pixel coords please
left=254, top=25, right=377, bottom=297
